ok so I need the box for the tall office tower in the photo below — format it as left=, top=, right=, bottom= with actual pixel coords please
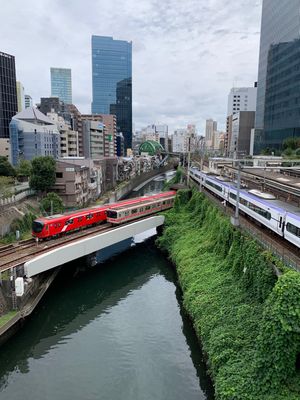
left=227, top=85, right=257, bottom=117
left=25, top=94, right=33, bottom=109
left=16, top=81, right=25, bottom=112
left=254, top=0, right=300, bottom=153
left=205, top=119, right=217, bottom=150
left=91, top=36, right=132, bottom=150
left=50, top=67, right=72, bottom=104
left=0, top=51, right=18, bottom=138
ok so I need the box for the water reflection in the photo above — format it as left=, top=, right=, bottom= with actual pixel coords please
left=0, top=173, right=214, bottom=400
left=0, top=243, right=214, bottom=400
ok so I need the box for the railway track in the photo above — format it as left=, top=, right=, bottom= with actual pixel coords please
left=190, top=176, right=300, bottom=272
left=0, top=213, right=166, bottom=273
left=0, top=239, right=36, bottom=257
left=0, top=224, right=112, bottom=272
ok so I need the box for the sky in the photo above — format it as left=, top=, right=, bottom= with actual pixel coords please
left=0, top=0, right=262, bottom=134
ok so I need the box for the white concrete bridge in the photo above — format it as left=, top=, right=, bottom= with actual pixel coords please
left=24, top=216, right=165, bottom=278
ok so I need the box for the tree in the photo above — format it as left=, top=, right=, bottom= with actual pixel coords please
left=16, top=159, right=32, bottom=178
left=0, top=176, right=14, bottom=198
left=29, top=156, right=56, bottom=193
left=283, top=137, right=300, bottom=151
left=0, top=156, right=16, bottom=177
left=40, top=192, right=64, bottom=215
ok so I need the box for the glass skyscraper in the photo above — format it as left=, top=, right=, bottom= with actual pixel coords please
left=254, top=0, right=300, bottom=152
left=0, top=51, right=18, bottom=138
left=91, top=36, right=132, bottom=150
left=51, top=68, right=72, bottom=104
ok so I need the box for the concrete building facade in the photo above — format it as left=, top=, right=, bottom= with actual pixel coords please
left=24, top=95, right=33, bottom=109
left=0, top=138, right=10, bottom=160
left=230, top=111, right=255, bottom=157
left=9, top=107, right=60, bottom=165
left=82, top=114, right=117, bottom=157
left=227, top=86, right=257, bottom=117
left=52, top=160, right=89, bottom=207
left=47, top=112, right=79, bottom=158
left=82, top=120, right=105, bottom=159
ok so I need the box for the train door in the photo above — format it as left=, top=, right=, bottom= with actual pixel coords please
left=277, top=213, right=285, bottom=237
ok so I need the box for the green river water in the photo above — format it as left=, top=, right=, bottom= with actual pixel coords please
left=0, top=173, right=214, bottom=400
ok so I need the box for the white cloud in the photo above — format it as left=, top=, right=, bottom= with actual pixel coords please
left=0, top=0, right=262, bottom=133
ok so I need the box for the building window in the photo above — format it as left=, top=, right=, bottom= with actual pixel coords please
left=56, top=172, right=63, bottom=178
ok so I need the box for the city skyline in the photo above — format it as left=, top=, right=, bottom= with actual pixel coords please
left=0, top=0, right=262, bottom=133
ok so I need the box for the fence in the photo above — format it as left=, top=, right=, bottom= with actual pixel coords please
left=0, top=189, right=35, bottom=208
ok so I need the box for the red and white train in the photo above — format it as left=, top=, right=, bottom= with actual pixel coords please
left=32, top=191, right=176, bottom=240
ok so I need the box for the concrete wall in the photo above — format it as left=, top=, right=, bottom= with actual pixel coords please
left=109, top=165, right=172, bottom=202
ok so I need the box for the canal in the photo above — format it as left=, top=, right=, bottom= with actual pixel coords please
left=0, top=172, right=214, bottom=400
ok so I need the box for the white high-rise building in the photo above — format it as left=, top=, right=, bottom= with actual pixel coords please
left=205, top=119, right=217, bottom=149
left=16, top=81, right=25, bottom=112
left=227, top=86, right=257, bottom=117
left=172, top=125, right=196, bottom=153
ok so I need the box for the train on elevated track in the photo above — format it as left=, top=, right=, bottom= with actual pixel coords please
left=32, top=191, right=176, bottom=240
left=190, top=167, right=300, bottom=249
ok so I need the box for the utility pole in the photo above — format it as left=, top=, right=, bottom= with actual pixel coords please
left=231, top=161, right=241, bottom=227
left=187, top=137, right=191, bottom=185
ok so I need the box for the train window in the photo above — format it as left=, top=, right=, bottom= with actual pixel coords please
left=206, top=180, right=222, bottom=192
left=145, top=205, right=151, bottom=210
left=286, top=223, right=300, bottom=237
left=66, top=219, right=74, bottom=225
left=107, top=210, right=118, bottom=218
left=86, top=214, right=93, bottom=220
left=78, top=217, right=83, bottom=222
left=247, top=202, right=271, bottom=220
left=132, top=209, right=138, bottom=214
left=32, top=221, right=44, bottom=233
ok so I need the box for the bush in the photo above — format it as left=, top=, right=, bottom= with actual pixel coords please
left=40, top=192, right=64, bottom=215
left=157, top=191, right=300, bottom=399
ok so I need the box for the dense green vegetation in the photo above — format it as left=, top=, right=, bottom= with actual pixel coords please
left=163, top=167, right=183, bottom=190
left=157, top=190, right=300, bottom=400
left=0, top=311, right=18, bottom=328
left=0, top=156, right=16, bottom=177
left=29, top=156, right=56, bottom=193
left=1, top=212, right=37, bottom=243
left=40, top=192, right=64, bottom=214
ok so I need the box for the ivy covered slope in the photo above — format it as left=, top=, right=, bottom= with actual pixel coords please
left=157, top=190, right=300, bottom=400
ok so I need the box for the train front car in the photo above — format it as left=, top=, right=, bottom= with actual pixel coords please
left=32, top=215, right=69, bottom=240
left=32, top=219, right=46, bottom=239
left=106, top=192, right=176, bottom=224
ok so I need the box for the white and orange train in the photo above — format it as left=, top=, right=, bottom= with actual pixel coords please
left=32, top=191, right=176, bottom=240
